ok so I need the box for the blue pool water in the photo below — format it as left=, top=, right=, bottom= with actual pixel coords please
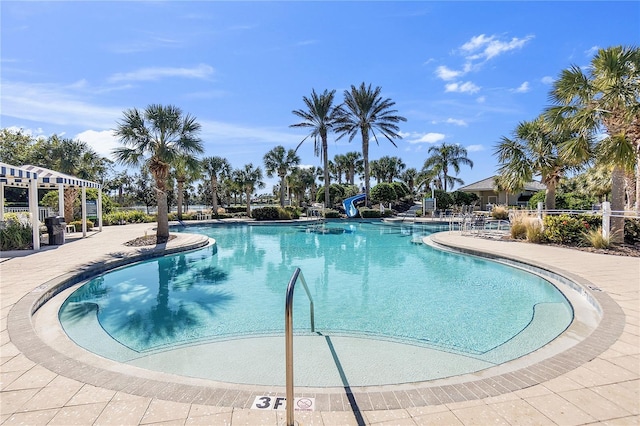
left=59, top=222, right=573, bottom=363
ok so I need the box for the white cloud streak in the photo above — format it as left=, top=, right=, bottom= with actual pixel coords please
left=1, top=81, right=123, bottom=128
left=108, top=64, right=214, bottom=83
left=404, top=132, right=446, bottom=144
left=445, top=81, right=480, bottom=94
left=513, top=81, right=530, bottom=93
left=466, top=144, right=484, bottom=152
left=461, top=34, right=534, bottom=61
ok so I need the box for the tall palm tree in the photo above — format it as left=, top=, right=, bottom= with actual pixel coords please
left=547, top=45, right=639, bottom=235
left=263, top=145, right=300, bottom=207
left=172, top=155, right=201, bottom=220
left=335, top=82, right=407, bottom=204
left=202, top=156, right=231, bottom=215
left=233, top=163, right=265, bottom=217
left=291, top=89, right=342, bottom=208
left=422, top=142, right=473, bottom=192
left=113, top=104, right=203, bottom=239
left=494, top=116, right=588, bottom=209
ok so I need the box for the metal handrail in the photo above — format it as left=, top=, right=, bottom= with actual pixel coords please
left=285, top=267, right=315, bottom=426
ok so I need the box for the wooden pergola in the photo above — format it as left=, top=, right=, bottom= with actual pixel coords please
left=0, top=162, right=103, bottom=250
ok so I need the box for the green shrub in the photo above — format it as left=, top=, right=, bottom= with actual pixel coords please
left=103, top=210, right=154, bottom=225
left=68, top=219, right=94, bottom=230
left=225, top=206, right=247, bottom=214
left=359, top=208, right=381, bottom=218
left=316, top=184, right=345, bottom=204
left=252, top=206, right=281, bottom=220
left=0, top=213, right=34, bottom=250
left=323, top=209, right=341, bottom=218
left=528, top=191, right=546, bottom=209
left=543, top=214, right=597, bottom=245
left=371, top=183, right=397, bottom=204
left=391, top=181, right=410, bottom=199
left=283, top=206, right=300, bottom=219
left=625, top=218, right=640, bottom=245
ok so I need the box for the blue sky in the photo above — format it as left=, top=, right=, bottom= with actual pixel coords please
left=2, top=1, right=638, bottom=193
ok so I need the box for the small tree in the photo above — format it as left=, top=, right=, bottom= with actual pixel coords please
left=371, top=183, right=397, bottom=205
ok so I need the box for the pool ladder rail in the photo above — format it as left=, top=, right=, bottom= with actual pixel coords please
left=285, top=268, right=315, bottom=426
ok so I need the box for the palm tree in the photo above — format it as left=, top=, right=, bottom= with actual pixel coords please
left=233, top=163, right=265, bottom=217
left=342, top=151, right=363, bottom=185
left=172, top=155, right=201, bottom=220
left=39, top=136, right=108, bottom=222
left=375, top=155, right=406, bottom=183
left=263, top=145, right=300, bottom=207
left=202, top=156, right=231, bottom=215
left=401, top=168, right=419, bottom=197
left=113, top=104, right=203, bottom=239
left=291, top=89, right=342, bottom=208
left=422, top=142, right=473, bottom=192
left=495, top=116, right=588, bottom=210
left=547, top=45, right=639, bottom=236
left=335, top=82, right=407, bottom=205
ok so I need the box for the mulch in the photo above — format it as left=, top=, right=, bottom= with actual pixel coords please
left=124, top=235, right=177, bottom=247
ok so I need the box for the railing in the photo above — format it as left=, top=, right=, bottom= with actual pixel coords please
left=284, top=268, right=315, bottom=426
left=3, top=207, right=54, bottom=222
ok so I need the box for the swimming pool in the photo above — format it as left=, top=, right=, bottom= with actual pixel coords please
left=59, top=221, right=574, bottom=385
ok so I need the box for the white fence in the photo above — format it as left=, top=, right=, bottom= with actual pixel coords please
left=3, top=207, right=55, bottom=222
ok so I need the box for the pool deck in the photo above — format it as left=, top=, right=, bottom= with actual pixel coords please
left=1, top=221, right=638, bottom=425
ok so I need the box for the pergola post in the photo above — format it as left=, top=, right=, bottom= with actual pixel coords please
left=81, top=187, right=87, bottom=237
left=97, top=188, right=103, bottom=231
left=0, top=182, right=4, bottom=221
left=58, top=183, right=64, bottom=218
left=29, top=178, right=40, bottom=250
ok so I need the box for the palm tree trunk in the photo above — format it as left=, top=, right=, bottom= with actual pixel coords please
left=279, top=174, right=286, bottom=207
left=544, top=181, right=557, bottom=210
left=155, top=178, right=170, bottom=239
left=63, top=187, right=78, bottom=223
left=245, top=189, right=252, bottom=217
left=322, top=138, right=330, bottom=209
left=211, top=176, right=219, bottom=215
left=610, top=166, right=625, bottom=243
left=362, top=131, right=370, bottom=205
left=177, top=179, right=184, bottom=220
left=635, top=148, right=640, bottom=214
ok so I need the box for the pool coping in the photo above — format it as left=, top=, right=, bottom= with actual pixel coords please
left=7, top=228, right=626, bottom=412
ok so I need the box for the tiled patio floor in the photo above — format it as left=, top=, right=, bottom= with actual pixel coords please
left=1, top=222, right=638, bottom=425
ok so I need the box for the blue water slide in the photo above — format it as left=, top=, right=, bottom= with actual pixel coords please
left=343, top=193, right=366, bottom=218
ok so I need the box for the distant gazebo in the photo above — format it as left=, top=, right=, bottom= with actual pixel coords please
left=0, top=162, right=103, bottom=250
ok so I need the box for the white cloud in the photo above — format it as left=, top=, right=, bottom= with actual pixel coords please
left=108, top=64, right=214, bottom=83
left=435, top=65, right=462, bottom=81
left=476, top=96, right=486, bottom=103
left=446, top=118, right=468, bottom=127
left=466, top=144, right=484, bottom=152
left=200, top=119, right=301, bottom=147
left=445, top=81, right=480, bottom=94
left=1, top=81, right=122, bottom=128
left=406, top=132, right=446, bottom=144
left=75, top=130, right=120, bottom=159
left=585, top=45, right=600, bottom=57
left=541, top=76, right=554, bottom=85
left=461, top=34, right=534, bottom=61
left=513, top=81, right=530, bottom=93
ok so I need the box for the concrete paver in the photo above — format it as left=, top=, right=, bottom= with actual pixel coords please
left=1, top=222, right=638, bottom=425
